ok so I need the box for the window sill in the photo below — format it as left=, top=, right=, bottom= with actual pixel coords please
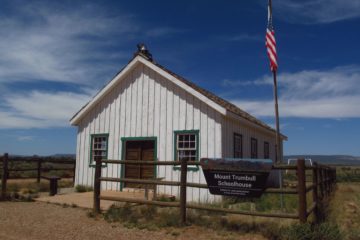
left=89, top=163, right=107, bottom=168
left=173, top=166, right=199, bottom=172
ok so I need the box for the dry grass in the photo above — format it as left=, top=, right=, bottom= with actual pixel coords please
left=103, top=203, right=298, bottom=239
left=328, top=183, right=360, bottom=239
left=1, top=178, right=73, bottom=195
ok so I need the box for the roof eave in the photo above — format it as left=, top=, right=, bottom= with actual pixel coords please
left=69, top=56, right=143, bottom=126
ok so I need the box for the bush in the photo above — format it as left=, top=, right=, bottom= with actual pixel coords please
left=157, top=209, right=182, bottom=227
left=282, top=223, right=343, bottom=240
left=75, top=185, right=93, bottom=193
left=140, top=205, right=157, bottom=220
left=104, top=203, right=134, bottom=223
left=282, top=223, right=313, bottom=240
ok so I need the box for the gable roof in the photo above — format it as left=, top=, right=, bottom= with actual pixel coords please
left=70, top=53, right=286, bottom=139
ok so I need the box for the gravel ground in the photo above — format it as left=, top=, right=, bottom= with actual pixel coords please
left=0, top=202, right=264, bottom=240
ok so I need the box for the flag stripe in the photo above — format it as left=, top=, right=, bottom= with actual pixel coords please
left=266, top=37, right=276, bottom=54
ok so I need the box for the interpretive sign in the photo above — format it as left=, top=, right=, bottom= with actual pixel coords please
left=200, top=158, right=273, bottom=198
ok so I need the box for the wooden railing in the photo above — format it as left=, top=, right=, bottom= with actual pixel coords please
left=93, top=157, right=336, bottom=224
left=0, top=153, right=76, bottom=199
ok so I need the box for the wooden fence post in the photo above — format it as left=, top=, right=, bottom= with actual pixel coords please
left=179, top=157, right=187, bottom=225
left=319, top=168, right=324, bottom=199
left=324, top=169, right=329, bottom=196
left=93, top=156, right=101, bottom=214
left=37, top=159, right=42, bottom=183
left=1, top=153, right=9, bottom=200
left=332, top=168, right=336, bottom=190
left=330, top=169, right=333, bottom=192
left=297, top=159, right=307, bottom=223
left=312, top=162, right=319, bottom=223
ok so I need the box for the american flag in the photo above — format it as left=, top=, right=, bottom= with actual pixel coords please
left=266, top=0, right=278, bottom=72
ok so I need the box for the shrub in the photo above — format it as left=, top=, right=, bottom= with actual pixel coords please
left=346, top=229, right=360, bottom=240
left=104, top=203, right=133, bottom=223
left=75, top=185, right=93, bottom=193
left=86, top=211, right=96, bottom=218
left=140, top=205, right=157, bottom=220
left=314, top=223, right=342, bottom=240
left=157, top=209, right=182, bottom=227
left=282, top=223, right=313, bottom=240
left=282, top=223, right=343, bottom=240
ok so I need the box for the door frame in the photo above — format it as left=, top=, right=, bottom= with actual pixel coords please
left=120, top=137, right=157, bottom=191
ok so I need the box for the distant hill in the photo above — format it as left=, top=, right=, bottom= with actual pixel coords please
left=51, top=154, right=76, bottom=158
left=284, top=155, right=360, bottom=166
left=3, top=153, right=75, bottom=158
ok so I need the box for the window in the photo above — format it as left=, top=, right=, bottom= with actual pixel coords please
left=233, top=133, right=243, bottom=158
left=91, top=134, right=108, bottom=165
left=174, top=130, right=199, bottom=171
left=176, top=133, right=197, bottom=161
left=251, top=138, right=258, bottom=159
left=264, top=142, right=270, bottom=159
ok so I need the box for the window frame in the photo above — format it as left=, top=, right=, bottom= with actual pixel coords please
left=89, top=133, right=109, bottom=167
left=233, top=133, right=243, bottom=158
left=250, top=137, right=258, bottom=159
left=173, top=130, right=200, bottom=171
left=264, top=141, right=270, bottom=159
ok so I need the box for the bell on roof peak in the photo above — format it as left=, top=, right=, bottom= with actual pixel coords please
left=135, top=43, right=153, bottom=61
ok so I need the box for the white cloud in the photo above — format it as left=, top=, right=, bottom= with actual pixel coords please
left=235, top=96, right=360, bottom=118
left=273, top=0, right=360, bottom=24
left=229, top=65, right=360, bottom=118
left=17, top=136, right=34, bottom=141
left=0, top=3, right=136, bottom=86
left=222, top=79, right=262, bottom=87
left=0, top=2, right=187, bottom=130
left=221, top=34, right=262, bottom=42
left=0, top=90, right=92, bottom=129
left=0, top=2, right=186, bottom=86
left=144, top=27, right=188, bottom=38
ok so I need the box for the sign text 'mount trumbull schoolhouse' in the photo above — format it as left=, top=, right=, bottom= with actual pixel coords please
left=214, top=173, right=257, bottom=188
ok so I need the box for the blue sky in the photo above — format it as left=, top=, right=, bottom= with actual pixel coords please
left=0, top=0, right=359, bottom=156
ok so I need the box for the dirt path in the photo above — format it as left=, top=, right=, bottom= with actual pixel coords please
left=0, top=202, right=264, bottom=240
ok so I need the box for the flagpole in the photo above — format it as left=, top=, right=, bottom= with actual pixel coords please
left=272, top=69, right=284, bottom=211
left=268, top=0, right=283, bottom=209
left=272, top=70, right=281, bottom=163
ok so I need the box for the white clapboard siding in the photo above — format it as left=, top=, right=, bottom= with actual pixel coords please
left=74, top=62, right=279, bottom=202
left=222, top=117, right=276, bottom=161
left=222, top=116, right=280, bottom=186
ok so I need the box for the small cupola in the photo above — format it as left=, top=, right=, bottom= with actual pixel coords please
left=135, top=43, right=153, bottom=61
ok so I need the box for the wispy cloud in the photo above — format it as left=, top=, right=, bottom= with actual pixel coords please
left=222, top=78, right=264, bottom=87
left=273, top=0, right=360, bottom=24
left=17, top=136, right=34, bottom=141
left=0, top=90, right=92, bottom=129
left=144, top=27, right=188, bottom=38
left=220, top=34, right=262, bottom=42
left=0, top=2, right=187, bottom=87
left=229, top=65, right=360, bottom=118
left=0, top=2, right=187, bottom=129
left=0, top=2, right=136, bottom=86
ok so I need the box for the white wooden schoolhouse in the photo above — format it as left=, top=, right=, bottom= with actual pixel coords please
left=70, top=45, right=287, bottom=203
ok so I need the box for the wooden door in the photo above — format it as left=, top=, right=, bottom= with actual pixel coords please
left=124, top=140, right=155, bottom=188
